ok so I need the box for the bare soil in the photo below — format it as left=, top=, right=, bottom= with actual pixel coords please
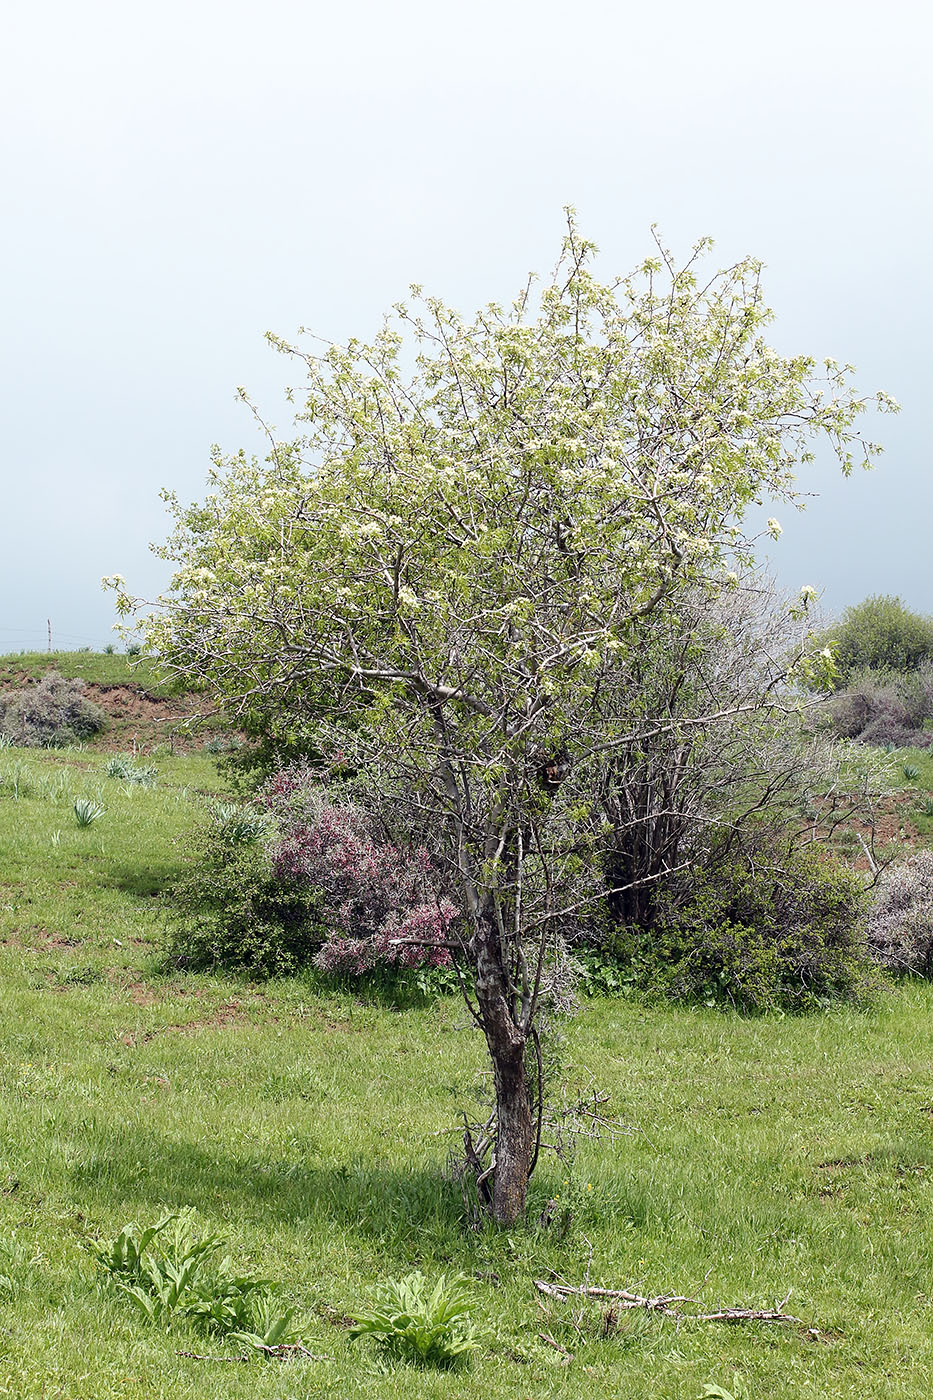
left=83, top=682, right=215, bottom=753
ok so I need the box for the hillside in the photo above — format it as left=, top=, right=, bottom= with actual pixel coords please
left=0, top=651, right=223, bottom=753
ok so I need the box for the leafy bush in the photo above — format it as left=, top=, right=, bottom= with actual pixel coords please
left=265, top=769, right=458, bottom=976
left=816, top=595, right=933, bottom=687
left=574, top=948, right=636, bottom=998
left=350, top=1272, right=480, bottom=1368
left=0, top=672, right=106, bottom=747
left=167, top=813, right=325, bottom=976
left=90, top=1215, right=297, bottom=1356
left=866, top=851, right=933, bottom=976
left=617, top=850, right=873, bottom=1011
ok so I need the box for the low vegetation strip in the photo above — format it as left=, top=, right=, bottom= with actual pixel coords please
left=0, top=649, right=179, bottom=697
left=2, top=738, right=933, bottom=1396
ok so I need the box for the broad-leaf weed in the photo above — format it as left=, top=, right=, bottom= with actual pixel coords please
left=350, top=1271, right=480, bottom=1368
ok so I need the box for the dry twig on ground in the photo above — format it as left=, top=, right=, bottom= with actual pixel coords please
left=534, top=1279, right=802, bottom=1325
left=176, top=1343, right=334, bottom=1363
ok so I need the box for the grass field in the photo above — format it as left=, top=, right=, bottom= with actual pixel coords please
left=3, top=736, right=933, bottom=1397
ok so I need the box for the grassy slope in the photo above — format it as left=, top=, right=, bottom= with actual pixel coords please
left=891, top=745, right=933, bottom=835
left=0, top=651, right=181, bottom=698
left=0, top=652, right=223, bottom=753
left=2, top=745, right=933, bottom=1397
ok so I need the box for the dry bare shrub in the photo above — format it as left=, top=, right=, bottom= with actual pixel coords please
left=866, top=851, right=933, bottom=976
left=0, top=672, right=106, bottom=747
left=829, top=666, right=933, bottom=748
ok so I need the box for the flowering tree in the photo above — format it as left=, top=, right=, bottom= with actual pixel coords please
left=110, top=219, right=893, bottom=1224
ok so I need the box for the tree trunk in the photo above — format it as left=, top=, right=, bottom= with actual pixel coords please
left=489, top=1033, right=533, bottom=1225
left=605, top=839, right=661, bottom=929
left=473, top=912, right=534, bottom=1226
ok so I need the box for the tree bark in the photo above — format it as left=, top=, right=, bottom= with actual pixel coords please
left=490, top=1032, right=533, bottom=1225
left=473, top=911, right=534, bottom=1226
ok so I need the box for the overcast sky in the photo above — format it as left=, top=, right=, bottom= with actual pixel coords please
left=1, top=0, right=929, bottom=651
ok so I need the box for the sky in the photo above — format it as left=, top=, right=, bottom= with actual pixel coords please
left=1, top=0, right=930, bottom=651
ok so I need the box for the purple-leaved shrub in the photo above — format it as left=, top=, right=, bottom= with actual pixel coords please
left=265, top=769, right=457, bottom=975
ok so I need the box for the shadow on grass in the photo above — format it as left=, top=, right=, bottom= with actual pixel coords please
left=70, top=1127, right=469, bottom=1248
left=305, top=968, right=464, bottom=1011
left=103, top=863, right=183, bottom=900
left=125, top=958, right=465, bottom=1011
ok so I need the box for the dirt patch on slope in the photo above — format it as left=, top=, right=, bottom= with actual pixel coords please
left=82, top=683, right=219, bottom=753
left=117, top=997, right=268, bottom=1046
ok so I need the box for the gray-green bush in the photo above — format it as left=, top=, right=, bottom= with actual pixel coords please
left=828, top=665, right=933, bottom=748
left=866, top=851, right=933, bottom=977
left=106, top=754, right=157, bottom=786
left=0, top=672, right=106, bottom=747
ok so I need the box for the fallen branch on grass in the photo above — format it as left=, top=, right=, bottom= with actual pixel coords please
left=177, top=1343, right=334, bottom=1363
left=538, top=1330, right=574, bottom=1361
left=177, top=1351, right=243, bottom=1364
left=534, top=1279, right=803, bottom=1325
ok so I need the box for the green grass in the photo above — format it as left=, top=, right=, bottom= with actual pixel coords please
left=0, top=650, right=184, bottom=697
left=3, top=745, right=933, bottom=1396
left=871, top=744, right=933, bottom=836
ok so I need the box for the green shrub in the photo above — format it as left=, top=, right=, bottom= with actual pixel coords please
left=166, top=813, right=324, bottom=976
left=0, top=672, right=106, bottom=747
left=574, top=948, right=636, bottom=998
left=617, top=850, right=873, bottom=1011
left=350, top=1272, right=480, bottom=1368
left=90, top=1215, right=297, bottom=1355
left=815, top=596, right=933, bottom=688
